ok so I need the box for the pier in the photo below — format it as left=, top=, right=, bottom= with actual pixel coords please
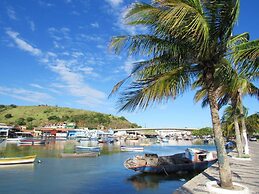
left=174, top=142, right=259, bottom=194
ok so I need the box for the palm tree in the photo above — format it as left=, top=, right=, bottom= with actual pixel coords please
left=221, top=104, right=246, bottom=157
left=194, top=33, right=259, bottom=156
left=109, top=0, right=258, bottom=188
left=225, top=71, right=258, bottom=155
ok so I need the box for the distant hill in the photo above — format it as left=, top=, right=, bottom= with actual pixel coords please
left=0, top=105, right=139, bottom=129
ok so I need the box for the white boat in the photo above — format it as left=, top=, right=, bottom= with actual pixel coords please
left=6, top=137, right=24, bottom=143
left=0, top=155, right=36, bottom=165
left=121, top=146, right=144, bottom=152
left=76, top=146, right=100, bottom=152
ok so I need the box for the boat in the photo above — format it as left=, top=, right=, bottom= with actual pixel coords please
left=75, top=145, right=100, bottom=152
left=60, top=152, right=99, bottom=158
left=121, top=146, right=144, bottom=152
left=98, top=138, right=114, bottom=144
left=124, top=148, right=217, bottom=174
left=18, top=139, right=46, bottom=145
left=6, top=137, right=24, bottom=143
left=0, top=155, right=36, bottom=165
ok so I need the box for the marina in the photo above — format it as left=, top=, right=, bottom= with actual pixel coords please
left=0, top=138, right=215, bottom=194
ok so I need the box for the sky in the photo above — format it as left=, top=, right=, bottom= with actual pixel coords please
left=0, top=0, right=258, bottom=128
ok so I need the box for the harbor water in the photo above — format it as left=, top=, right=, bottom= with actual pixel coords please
left=0, top=140, right=215, bottom=194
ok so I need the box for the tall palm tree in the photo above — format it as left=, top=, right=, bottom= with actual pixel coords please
left=194, top=33, right=259, bottom=156
left=224, top=70, right=259, bottom=155
left=221, top=104, right=247, bottom=157
left=109, top=0, right=258, bottom=188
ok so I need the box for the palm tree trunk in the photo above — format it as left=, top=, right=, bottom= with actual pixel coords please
left=205, top=69, right=233, bottom=189
left=232, top=99, right=244, bottom=157
left=239, top=94, right=249, bottom=155
left=233, top=114, right=244, bottom=157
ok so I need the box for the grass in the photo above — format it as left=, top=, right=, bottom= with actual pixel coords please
left=0, top=105, right=139, bottom=129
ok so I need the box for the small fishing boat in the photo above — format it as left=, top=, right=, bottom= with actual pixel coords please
left=6, top=137, right=24, bottom=143
left=0, top=155, right=36, bottom=165
left=75, top=145, right=100, bottom=152
left=124, top=148, right=217, bottom=174
left=60, top=152, right=99, bottom=158
left=19, top=139, right=46, bottom=145
left=121, top=146, right=144, bottom=152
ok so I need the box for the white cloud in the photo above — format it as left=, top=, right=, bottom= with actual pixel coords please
left=38, top=0, right=54, bottom=7
left=105, top=0, right=123, bottom=7
left=6, top=30, right=42, bottom=56
left=0, top=86, right=53, bottom=103
left=123, top=58, right=134, bottom=74
left=91, top=22, right=99, bottom=28
left=49, top=60, right=106, bottom=103
left=29, top=21, right=35, bottom=31
left=30, top=83, right=43, bottom=89
left=7, top=7, right=17, bottom=20
left=6, top=29, right=106, bottom=107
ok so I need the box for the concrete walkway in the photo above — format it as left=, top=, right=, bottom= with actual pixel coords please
left=174, top=142, right=259, bottom=194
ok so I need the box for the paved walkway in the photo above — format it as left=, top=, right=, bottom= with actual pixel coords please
left=174, top=142, right=259, bottom=194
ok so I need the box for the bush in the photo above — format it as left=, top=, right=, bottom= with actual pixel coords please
left=48, top=115, right=60, bottom=121
left=5, top=114, right=13, bottom=119
left=192, top=127, right=213, bottom=137
left=10, top=104, right=17, bottom=108
left=15, top=118, right=26, bottom=125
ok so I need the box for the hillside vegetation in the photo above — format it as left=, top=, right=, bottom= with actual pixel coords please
left=0, top=105, right=139, bottom=129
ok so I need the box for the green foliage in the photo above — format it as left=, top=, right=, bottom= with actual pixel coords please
left=4, top=114, right=13, bottom=119
left=192, top=127, right=213, bottom=137
left=15, top=118, right=26, bottom=125
left=246, top=113, right=259, bottom=134
left=0, top=105, right=136, bottom=129
left=48, top=115, right=60, bottom=121
left=119, top=116, right=127, bottom=121
left=10, top=104, right=17, bottom=108
left=26, top=117, right=34, bottom=122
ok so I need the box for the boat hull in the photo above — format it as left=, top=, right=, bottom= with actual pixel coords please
left=19, top=139, right=45, bottom=145
left=60, top=152, right=99, bottom=158
left=76, top=146, right=100, bottom=152
left=129, top=159, right=217, bottom=174
left=121, top=146, right=144, bottom=152
left=0, top=155, right=36, bottom=165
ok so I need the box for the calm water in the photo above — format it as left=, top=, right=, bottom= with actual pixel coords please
left=0, top=140, right=215, bottom=194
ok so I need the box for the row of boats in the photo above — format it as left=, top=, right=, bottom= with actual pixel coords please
left=0, top=147, right=217, bottom=176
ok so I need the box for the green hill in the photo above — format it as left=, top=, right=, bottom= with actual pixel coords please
left=0, top=105, right=139, bottom=129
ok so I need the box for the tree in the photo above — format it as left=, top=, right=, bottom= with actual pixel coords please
left=48, top=115, right=60, bottom=121
left=26, top=117, right=34, bottom=122
left=15, top=118, right=26, bottom=125
left=221, top=105, right=243, bottom=157
left=220, top=65, right=258, bottom=155
left=4, top=113, right=13, bottom=119
left=109, top=0, right=258, bottom=188
left=246, top=113, right=259, bottom=134
left=192, top=127, right=213, bottom=137
left=9, top=104, right=17, bottom=108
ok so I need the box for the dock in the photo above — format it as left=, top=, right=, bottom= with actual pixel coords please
left=174, top=142, right=259, bottom=194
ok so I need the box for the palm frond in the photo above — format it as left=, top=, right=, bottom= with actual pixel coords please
left=117, top=65, right=192, bottom=112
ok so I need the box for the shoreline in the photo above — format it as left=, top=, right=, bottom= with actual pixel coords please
left=174, top=142, right=259, bottom=194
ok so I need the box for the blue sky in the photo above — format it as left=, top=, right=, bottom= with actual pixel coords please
left=0, top=0, right=258, bottom=128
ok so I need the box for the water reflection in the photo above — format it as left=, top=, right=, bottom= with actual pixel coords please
left=0, top=163, right=35, bottom=171
left=127, top=172, right=199, bottom=191
left=0, top=140, right=124, bottom=158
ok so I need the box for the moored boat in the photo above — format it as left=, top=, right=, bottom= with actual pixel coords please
left=121, top=146, right=144, bottom=152
left=75, top=145, right=100, bottom=152
left=18, top=139, right=46, bottom=145
left=124, top=148, right=217, bottom=174
left=0, top=155, right=36, bottom=165
left=60, top=152, right=99, bottom=158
